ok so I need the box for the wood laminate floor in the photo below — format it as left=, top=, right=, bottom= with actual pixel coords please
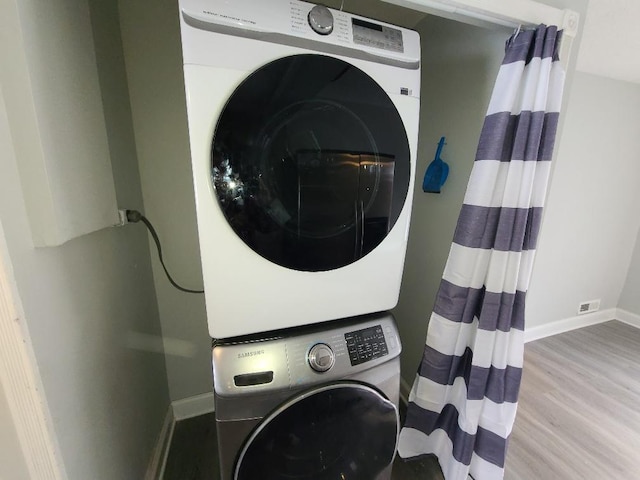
left=505, top=320, right=640, bottom=479
left=164, top=320, right=640, bottom=479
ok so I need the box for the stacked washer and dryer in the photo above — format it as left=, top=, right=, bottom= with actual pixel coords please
left=178, top=0, right=420, bottom=478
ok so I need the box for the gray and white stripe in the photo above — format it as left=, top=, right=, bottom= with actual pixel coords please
left=398, top=25, right=565, bottom=480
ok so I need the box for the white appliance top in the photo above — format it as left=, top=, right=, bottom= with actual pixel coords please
left=179, top=0, right=420, bottom=69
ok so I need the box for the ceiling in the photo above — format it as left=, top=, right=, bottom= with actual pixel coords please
left=325, top=0, right=636, bottom=84
left=575, top=0, right=640, bottom=84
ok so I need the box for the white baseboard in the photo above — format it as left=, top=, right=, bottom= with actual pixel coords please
left=145, top=405, right=175, bottom=480
left=524, top=308, right=617, bottom=343
left=171, top=392, right=215, bottom=421
left=615, top=308, right=640, bottom=329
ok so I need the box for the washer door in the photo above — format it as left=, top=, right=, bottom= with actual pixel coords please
left=212, top=54, right=411, bottom=272
left=234, top=383, right=399, bottom=480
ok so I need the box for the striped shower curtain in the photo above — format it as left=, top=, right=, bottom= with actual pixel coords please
left=398, top=25, right=565, bottom=479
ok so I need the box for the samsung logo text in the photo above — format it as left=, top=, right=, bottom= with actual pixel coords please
left=238, top=350, right=265, bottom=359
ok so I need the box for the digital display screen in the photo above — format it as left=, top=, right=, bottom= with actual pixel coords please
left=345, top=325, right=389, bottom=366
left=353, top=18, right=383, bottom=32
left=352, top=19, right=404, bottom=53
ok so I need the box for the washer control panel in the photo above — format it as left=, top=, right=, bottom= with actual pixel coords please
left=212, top=312, right=401, bottom=396
left=345, top=324, right=388, bottom=366
left=307, top=343, right=335, bottom=372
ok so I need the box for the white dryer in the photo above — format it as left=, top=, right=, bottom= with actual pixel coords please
left=178, top=0, right=421, bottom=339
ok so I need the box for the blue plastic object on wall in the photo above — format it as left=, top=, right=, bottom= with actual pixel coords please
left=422, top=136, right=449, bottom=193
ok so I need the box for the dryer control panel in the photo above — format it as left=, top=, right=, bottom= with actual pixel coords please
left=179, top=0, right=420, bottom=70
left=352, top=18, right=404, bottom=53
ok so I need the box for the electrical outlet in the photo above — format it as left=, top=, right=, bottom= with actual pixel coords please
left=115, top=209, right=129, bottom=227
left=577, top=299, right=601, bottom=315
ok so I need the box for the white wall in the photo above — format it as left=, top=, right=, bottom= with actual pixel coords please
left=118, top=0, right=213, bottom=402
left=0, top=0, right=171, bottom=478
left=0, top=0, right=119, bottom=246
left=0, top=382, right=30, bottom=480
left=392, top=16, right=508, bottom=382
left=527, top=72, right=640, bottom=327
left=619, top=233, right=640, bottom=314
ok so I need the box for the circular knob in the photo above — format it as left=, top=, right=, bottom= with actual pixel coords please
left=308, top=5, right=334, bottom=35
left=308, top=343, right=335, bottom=372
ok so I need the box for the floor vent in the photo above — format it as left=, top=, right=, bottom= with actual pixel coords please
left=578, top=299, right=601, bottom=315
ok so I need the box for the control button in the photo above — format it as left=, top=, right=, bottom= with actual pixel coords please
left=308, top=5, right=333, bottom=35
left=308, top=343, right=335, bottom=372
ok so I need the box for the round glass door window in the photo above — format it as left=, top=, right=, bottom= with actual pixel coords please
left=234, top=383, right=399, bottom=480
left=212, top=54, right=411, bottom=271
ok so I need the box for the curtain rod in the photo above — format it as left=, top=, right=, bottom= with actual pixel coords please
left=381, top=0, right=579, bottom=38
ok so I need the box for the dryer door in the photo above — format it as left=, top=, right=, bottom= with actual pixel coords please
left=234, top=382, right=399, bottom=480
left=211, top=54, right=411, bottom=272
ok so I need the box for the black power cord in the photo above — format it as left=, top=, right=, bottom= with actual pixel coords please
left=126, top=209, right=204, bottom=294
